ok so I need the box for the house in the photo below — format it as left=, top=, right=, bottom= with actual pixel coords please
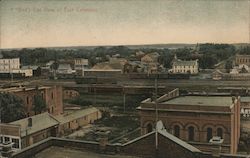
left=57, top=64, right=74, bottom=74
left=169, top=55, right=199, bottom=74
left=74, top=58, right=88, bottom=76
left=137, top=89, right=241, bottom=154
left=141, top=52, right=160, bottom=63
left=0, top=113, right=59, bottom=150
left=21, top=66, right=41, bottom=77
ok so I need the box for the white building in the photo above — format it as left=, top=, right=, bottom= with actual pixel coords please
left=12, top=69, right=33, bottom=77
left=0, top=58, right=20, bottom=73
left=74, top=58, right=88, bottom=70
left=170, top=55, right=199, bottom=74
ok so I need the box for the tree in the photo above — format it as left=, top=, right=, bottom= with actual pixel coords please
left=0, top=93, right=26, bottom=123
left=33, top=94, right=47, bottom=114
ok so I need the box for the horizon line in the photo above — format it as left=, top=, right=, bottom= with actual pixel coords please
left=1, top=42, right=250, bottom=50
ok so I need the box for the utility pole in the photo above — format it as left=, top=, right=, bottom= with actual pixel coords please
left=123, top=86, right=126, bottom=113
left=154, top=73, right=159, bottom=152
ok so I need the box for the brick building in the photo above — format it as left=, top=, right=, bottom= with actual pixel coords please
left=137, top=89, right=241, bottom=154
left=0, top=86, right=63, bottom=116
left=9, top=121, right=248, bottom=158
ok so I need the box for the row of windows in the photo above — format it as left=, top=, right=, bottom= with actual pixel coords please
left=173, top=125, right=223, bottom=142
left=174, top=66, right=196, bottom=69
left=0, top=136, right=20, bottom=149
left=26, top=92, right=52, bottom=105
left=174, top=70, right=196, bottom=73
left=237, top=58, right=250, bottom=63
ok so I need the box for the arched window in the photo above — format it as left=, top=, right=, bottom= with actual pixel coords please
left=174, top=125, right=180, bottom=138
left=207, top=127, right=212, bottom=142
left=188, top=126, right=195, bottom=141
left=217, top=128, right=223, bottom=139
left=146, top=123, right=153, bottom=133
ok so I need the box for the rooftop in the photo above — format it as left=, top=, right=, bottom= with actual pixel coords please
left=0, top=86, right=51, bottom=93
left=10, top=112, right=59, bottom=137
left=53, top=107, right=100, bottom=124
left=34, top=146, right=139, bottom=158
left=163, top=96, right=233, bottom=107
left=173, top=60, right=197, bottom=66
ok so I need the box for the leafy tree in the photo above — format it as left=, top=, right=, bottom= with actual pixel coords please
left=199, top=55, right=218, bottom=69
left=0, top=93, right=26, bottom=123
left=225, top=60, right=233, bottom=72
left=33, top=94, right=47, bottom=114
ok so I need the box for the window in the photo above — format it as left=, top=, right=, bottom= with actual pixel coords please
left=26, top=96, right=29, bottom=104
left=51, top=92, right=54, bottom=99
left=4, top=137, right=10, bottom=142
left=12, top=138, right=20, bottom=149
left=174, top=125, right=180, bottom=138
left=207, top=127, right=212, bottom=142
left=146, top=123, right=153, bottom=133
left=217, top=128, right=223, bottom=139
left=188, top=126, right=194, bottom=141
left=0, top=136, right=3, bottom=143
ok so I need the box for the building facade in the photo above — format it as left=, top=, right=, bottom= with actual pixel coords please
left=137, top=89, right=241, bottom=154
left=0, top=86, right=63, bottom=116
left=0, top=113, right=59, bottom=151
left=235, top=54, right=250, bottom=66
left=0, top=58, right=20, bottom=73
left=170, top=55, right=199, bottom=74
left=54, top=107, right=101, bottom=136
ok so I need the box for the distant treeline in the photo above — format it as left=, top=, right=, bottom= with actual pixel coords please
left=1, top=43, right=249, bottom=69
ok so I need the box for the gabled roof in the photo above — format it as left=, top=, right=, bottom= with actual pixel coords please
left=173, top=60, right=197, bottom=66
left=122, top=120, right=201, bottom=153
left=156, top=121, right=201, bottom=153
left=92, top=62, right=123, bottom=70
left=58, top=64, right=72, bottom=70
left=53, top=107, right=100, bottom=124
left=10, top=112, right=59, bottom=137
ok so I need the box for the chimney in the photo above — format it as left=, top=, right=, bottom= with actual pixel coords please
left=232, top=96, right=236, bottom=104
left=28, top=118, right=32, bottom=127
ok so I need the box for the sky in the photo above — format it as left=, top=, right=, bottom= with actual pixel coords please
left=0, top=0, right=249, bottom=49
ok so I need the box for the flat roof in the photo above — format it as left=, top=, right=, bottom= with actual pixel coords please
left=35, top=146, right=139, bottom=158
left=163, top=96, right=233, bottom=107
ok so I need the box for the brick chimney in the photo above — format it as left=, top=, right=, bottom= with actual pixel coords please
left=209, top=136, right=224, bottom=157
